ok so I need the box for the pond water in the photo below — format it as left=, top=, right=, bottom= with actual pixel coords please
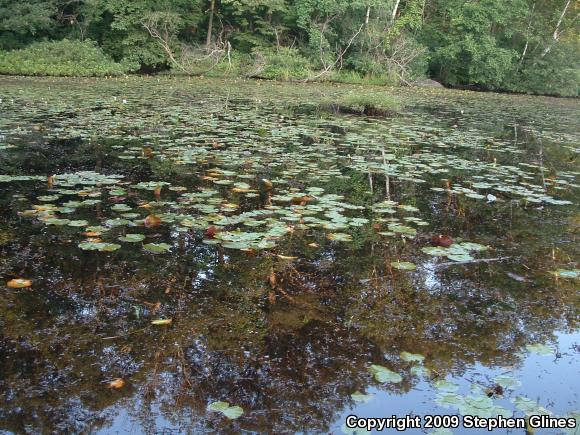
left=0, top=76, right=578, bottom=434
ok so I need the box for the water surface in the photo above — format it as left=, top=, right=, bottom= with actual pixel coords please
left=0, top=76, right=578, bottom=434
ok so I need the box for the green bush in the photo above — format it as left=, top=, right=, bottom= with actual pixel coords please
left=251, top=47, right=313, bottom=81
left=0, top=39, right=134, bottom=77
left=320, top=91, right=400, bottom=116
left=203, top=51, right=254, bottom=78
left=326, top=70, right=398, bottom=86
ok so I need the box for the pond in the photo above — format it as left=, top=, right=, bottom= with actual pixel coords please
left=0, top=76, right=578, bottom=434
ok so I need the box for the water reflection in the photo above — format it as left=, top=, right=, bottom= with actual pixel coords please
left=0, top=77, right=578, bottom=434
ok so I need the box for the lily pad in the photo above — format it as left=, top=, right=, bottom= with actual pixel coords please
left=68, top=220, right=89, bottom=227
left=78, top=242, right=121, bottom=252
left=435, top=392, right=464, bottom=408
left=525, top=343, right=554, bottom=356
left=351, top=391, right=374, bottom=403
left=118, top=234, right=146, bottom=243
left=434, top=379, right=460, bottom=392
left=341, top=424, right=371, bottom=435
left=327, top=233, right=353, bottom=242
left=143, top=243, right=172, bottom=253
left=369, top=364, right=402, bottom=383
left=45, top=218, right=70, bottom=226
left=401, top=351, right=425, bottom=362
left=512, top=396, right=551, bottom=416
left=493, top=374, right=521, bottom=389
left=151, top=318, right=172, bottom=325
left=391, top=261, right=416, bottom=271
left=551, top=269, right=579, bottom=279
left=207, top=401, right=244, bottom=420
left=7, top=278, right=33, bottom=288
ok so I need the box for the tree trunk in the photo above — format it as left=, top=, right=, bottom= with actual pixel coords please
left=518, top=3, right=535, bottom=67
left=392, top=0, right=401, bottom=23
left=206, top=0, right=216, bottom=47
left=541, top=0, right=571, bottom=58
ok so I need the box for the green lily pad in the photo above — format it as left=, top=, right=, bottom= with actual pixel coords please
left=207, top=401, right=244, bottom=420
left=457, top=242, right=488, bottom=251
left=401, top=351, right=425, bottom=362
left=421, top=246, right=450, bottom=256
left=105, top=218, right=131, bottom=227
left=525, top=343, right=554, bottom=356
left=434, top=379, right=460, bottom=392
left=327, top=232, right=353, bottom=242
left=562, top=412, right=580, bottom=435
left=493, top=374, right=521, bottom=389
left=435, top=392, right=464, bottom=408
left=458, top=395, right=495, bottom=417
left=341, top=424, right=371, bottom=435
left=410, top=366, right=431, bottom=377
left=447, top=253, right=474, bottom=262
left=143, top=243, right=172, bottom=253
left=369, top=364, right=402, bottom=383
left=111, top=204, right=132, bottom=212
left=118, top=234, right=146, bottom=243
left=68, top=220, right=89, bottom=227
left=78, top=242, right=121, bottom=252
left=351, top=391, right=374, bottom=403
left=512, top=396, right=551, bottom=416
left=45, top=218, right=70, bottom=226
left=391, top=261, right=416, bottom=271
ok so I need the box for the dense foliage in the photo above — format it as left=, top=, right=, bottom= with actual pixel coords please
left=0, top=39, right=131, bottom=76
left=0, top=0, right=578, bottom=95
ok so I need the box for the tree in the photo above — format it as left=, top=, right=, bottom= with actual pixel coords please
left=0, top=0, right=57, bottom=49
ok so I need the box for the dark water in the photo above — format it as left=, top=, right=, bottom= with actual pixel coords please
left=0, top=76, right=578, bottom=434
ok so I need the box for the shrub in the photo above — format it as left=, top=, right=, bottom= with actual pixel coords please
left=320, top=92, right=400, bottom=116
left=203, top=51, right=254, bottom=78
left=250, top=47, right=313, bottom=81
left=0, top=39, right=134, bottom=77
left=326, top=70, right=399, bottom=86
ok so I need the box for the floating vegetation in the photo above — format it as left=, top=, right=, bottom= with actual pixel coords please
left=6, top=278, right=32, bottom=288
left=107, top=378, right=125, bottom=389
left=391, top=261, right=417, bottom=271
left=207, top=401, right=244, bottom=420
left=151, top=319, right=172, bottom=325
left=1, top=79, right=576, bottom=262
left=319, top=92, right=400, bottom=117
left=143, top=243, right=172, bottom=253
left=493, top=375, right=521, bottom=389
left=351, top=391, right=375, bottom=403
left=512, top=396, right=551, bottom=416
left=401, top=352, right=425, bottom=363
left=369, top=364, right=403, bottom=383
left=422, top=242, right=489, bottom=262
left=0, top=77, right=578, bottom=435
left=551, top=269, right=580, bottom=279
left=435, top=385, right=512, bottom=418
left=118, top=234, right=146, bottom=243
left=525, top=343, right=555, bottom=356
left=78, top=242, right=121, bottom=252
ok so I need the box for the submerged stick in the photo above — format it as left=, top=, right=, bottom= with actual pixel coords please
left=434, top=257, right=510, bottom=267
left=382, top=146, right=390, bottom=199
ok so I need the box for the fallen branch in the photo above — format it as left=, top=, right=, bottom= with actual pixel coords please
left=304, top=23, right=365, bottom=82
left=434, top=257, right=511, bottom=267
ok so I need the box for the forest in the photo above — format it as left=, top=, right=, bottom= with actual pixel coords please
left=0, top=0, right=578, bottom=96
